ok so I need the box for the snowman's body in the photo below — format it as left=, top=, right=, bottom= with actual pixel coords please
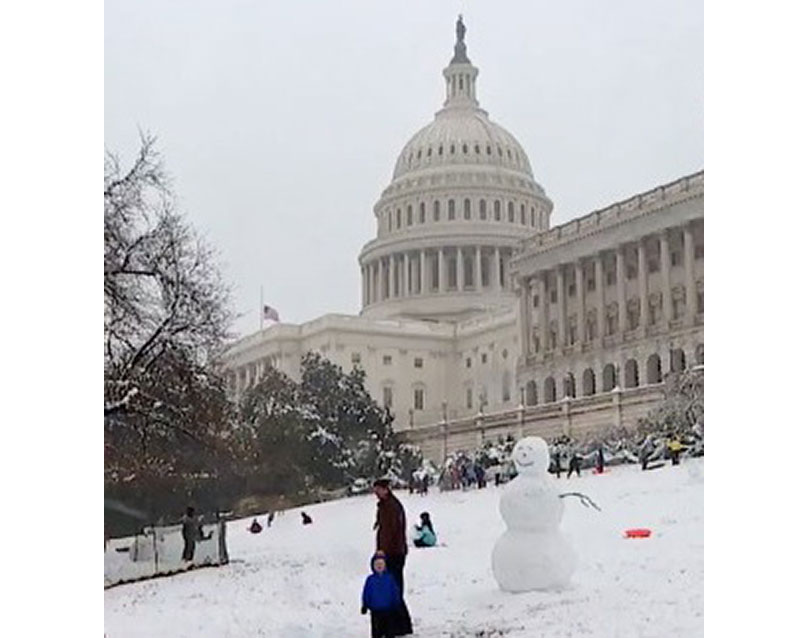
left=492, top=437, right=577, bottom=592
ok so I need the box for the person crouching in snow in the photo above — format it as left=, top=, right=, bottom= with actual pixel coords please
left=413, top=512, right=437, bottom=548
left=361, top=551, right=402, bottom=638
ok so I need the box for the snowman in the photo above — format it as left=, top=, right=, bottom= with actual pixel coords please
left=491, top=436, right=577, bottom=592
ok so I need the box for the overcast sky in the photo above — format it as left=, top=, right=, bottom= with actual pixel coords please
left=105, top=0, right=703, bottom=337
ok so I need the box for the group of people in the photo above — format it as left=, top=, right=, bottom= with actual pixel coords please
left=363, top=478, right=438, bottom=637
left=438, top=457, right=489, bottom=491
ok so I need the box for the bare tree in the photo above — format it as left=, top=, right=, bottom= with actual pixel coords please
left=104, top=134, right=234, bottom=482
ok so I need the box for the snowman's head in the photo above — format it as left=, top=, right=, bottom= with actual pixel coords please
left=511, top=436, right=550, bottom=476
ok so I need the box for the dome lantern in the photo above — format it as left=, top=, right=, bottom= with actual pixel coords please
left=443, top=15, right=479, bottom=109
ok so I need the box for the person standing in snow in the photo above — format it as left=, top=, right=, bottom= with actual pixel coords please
left=567, top=450, right=581, bottom=478
left=595, top=445, right=605, bottom=474
left=181, top=506, right=205, bottom=561
left=667, top=437, right=684, bottom=466
left=361, top=551, right=402, bottom=638
left=373, top=478, right=413, bottom=635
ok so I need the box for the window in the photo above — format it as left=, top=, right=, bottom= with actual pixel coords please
left=438, top=145, right=443, bottom=156
left=486, top=145, right=491, bottom=155
left=479, top=199, right=487, bottom=220
left=464, top=198, right=471, bottom=220
left=351, top=352, right=361, bottom=365
left=550, top=288, right=557, bottom=303
left=587, top=276, right=596, bottom=292
left=549, top=324, right=557, bottom=350
left=450, top=144, right=455, bottom=154
left=508, top=201, right=515, bottom=222
left=502, top=348, right=508, bottom=359
left=606, top=269, right=616, bottom=286
left=466, top=388, right=473, bottom=409
left=396, top=209, right=401, bottom=229
left=695, top=243, right=704, bottom=259
left=414, top=388, right=424, bottom=411
left=419, top=202, right=425, bottom=224
left=628, top=299, right=640, bottom=330
left=532, top=294, right=539, bottom=308
left=568, top=321, right=577, bottom=345
left=531, top=208, right=536, bottom=227
left=462, top=143, right=468, bottom=154
left=407, top=205, right=413, bottom=226
left=606, top=304, right=618, bottom=336
left=448, top=199, right=456, bottom=220
left=502, top=374, right=511, bottom=402
left=466, top=357, right=472, bottom=368
left=387, top=213, right=392, bottom=231
left=627, top=263, right=637, bottom=280
left=481, top=353, right=488, bottom=364
left=383, top=386, right=393, bottom=409
left=697, top=289, right=704, bottom=314
left=586, top=313, right=598, bottom=341
left=520, top=204, right=526, bottom=225
left=494, top=200, right=501, bottom=221
left=474, top=144, right=480, bottom=154
left=568, top=282, right=576, bottom=297
left=383, top=355, right=392, bottom=365
left=648, top=256, right=660, bottom=273
left=414, top=357, right=423, bottom=369
left=671, top=250, right=682, bottom=267
left=433, top=200, right=440, bottom=221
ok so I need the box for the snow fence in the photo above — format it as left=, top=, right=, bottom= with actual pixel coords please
left=104, top=520, right=228, bottom=588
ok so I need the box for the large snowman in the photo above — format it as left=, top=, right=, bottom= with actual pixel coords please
left=491, top=436, right=577, bottom=592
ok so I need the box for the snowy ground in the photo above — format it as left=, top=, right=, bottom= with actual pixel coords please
left=105, top=459, right=703, bottom=638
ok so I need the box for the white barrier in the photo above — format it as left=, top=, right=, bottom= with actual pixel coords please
left=104, top=520, right=228, bottom=588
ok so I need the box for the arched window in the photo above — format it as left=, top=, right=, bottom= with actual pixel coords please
left=508, top=201, right=515, bottom=222
left=531, top=207, right=536, bottom=227
left=438, top=145, right=443, bottom=156
left=413, top=385, right=425, bottom=411
left=494, top=200, right=501, bottom=221
left=396, top=208, right=401, bottom=229
left=625, top=359, right=639, bottom=388
left=450, top=144, right=455, bottom=155
left=502, top=371, right=511, bottom=403
left=464, top=198, right=471, bottom=220
left=486, top=145, right=491, bottom=155
left=647, top=354, right=662, bottom=384
left=670, top=348, right=686, bottom=373
left=520, top=204, right=526, bottom=225
left=525, top=380, right=538, bottom=406
left=563, top=373, right=576, bottom=398
left=695, top=343, right=704, bottom=365
left=427, top=147, right=432, bottom=157
left=582, top=369, right=596, bottom=396
left=543, top=377, right=557, bottom=403
left=448, top=199, right=456, bottom=220
left=406, top=205, right=413, bottom=226
left=474, top=144, right=480, bottom=154
left=602, top=363, right=617, bottom=392
left=479, top=199, right=487, bottom=220
left=433, top=200, right=440, bottom=221
left=462, top=143, right=468, bottom=154
left=419, top=202, right=425, bottom=223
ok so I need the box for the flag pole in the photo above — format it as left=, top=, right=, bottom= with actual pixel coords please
left=260, top=285, right=264, bottom=332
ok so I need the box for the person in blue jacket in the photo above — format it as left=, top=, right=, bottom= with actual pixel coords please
left=413, top=512, right=437, bottom=548
left=361, top=551, right=402, bottom=638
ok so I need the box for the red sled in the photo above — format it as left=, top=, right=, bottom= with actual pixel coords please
left=624, top=528, right=652, bottom=538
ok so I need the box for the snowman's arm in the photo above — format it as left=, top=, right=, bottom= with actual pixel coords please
left=558, top=492, right=602, bottom=512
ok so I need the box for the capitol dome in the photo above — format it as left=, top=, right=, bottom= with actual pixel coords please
left=358, top=17, right=553, bottom=322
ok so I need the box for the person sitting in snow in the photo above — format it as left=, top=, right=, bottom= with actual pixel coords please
left=301, top=511, right=313, bottom=525
left=249, top=518, right=263, bottom=534
left=413, top=512, right=437, bottom=548
left=361, top=551, right=403, bottom=638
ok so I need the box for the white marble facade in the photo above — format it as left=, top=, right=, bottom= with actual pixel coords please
left=222, top=20, right=704, bottom=441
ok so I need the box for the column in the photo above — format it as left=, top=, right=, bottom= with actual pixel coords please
left=519, top=277, right=531, bottom=358
left=494, top=246, right=502, bottom=292
left=542, top=272, right=550, bottom=351
left=660, top=232, right=671, bottom=324
left=375, top=261, right=381, bottom=303
left=387, top=254, right=394, bottom=299
left=438, top=248, right=446, bottom=292
left=595, top=254, right=605, bottom=341
left=475, top=245, right=483, bottom=290
left=404, top=252, right=410, bottom=297
left=456, top=246, right=463, bottom=290
left=362, top=266, right=368, bottom=306
left=533, top=274, right=543, bottom=353
left=616, top=246, right=626, bottom=333
left=420, top=250, right=427, bottom=294
left=638, top=240, right=648, bottom=330
left=557, top=267, right=567, bottom=348
left=575, top=260, right=585, bottom=345
left=683, top=225, right=696, bottom=322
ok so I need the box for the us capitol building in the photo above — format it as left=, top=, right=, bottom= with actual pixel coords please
left=223, top=18, right=704, bottom=462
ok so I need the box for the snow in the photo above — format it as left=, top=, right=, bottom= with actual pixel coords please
left=105, top=459, right=703, bottom=637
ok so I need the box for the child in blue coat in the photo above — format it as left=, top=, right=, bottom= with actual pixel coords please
left=361, top=551, right=402, bottom=638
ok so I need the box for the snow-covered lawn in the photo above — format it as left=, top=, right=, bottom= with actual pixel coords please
left=105, top=459, right=703, bottom=637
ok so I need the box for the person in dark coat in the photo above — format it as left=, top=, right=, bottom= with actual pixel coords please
left=361, top=551, right=402, bottom=638
left=266, top=511, right=275, bottom=527
left=249, top=518, right=263, bottom=534
left=301, top=511, right=313, bottom=525
left=373, top=478, right=413, bottom=635
left=567, top=451, right=581, bottom=478
left=552, top=447, right=562, bottom=478
left=595, top=446, right=605, bottom=474
left=181, top=506, right=204, bottom=561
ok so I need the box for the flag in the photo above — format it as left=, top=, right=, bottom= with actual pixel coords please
left=263, top=304, right=280, bottom=322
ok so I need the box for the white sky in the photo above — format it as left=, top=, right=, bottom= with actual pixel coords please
left=105, top=0, right=703, bottom=337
